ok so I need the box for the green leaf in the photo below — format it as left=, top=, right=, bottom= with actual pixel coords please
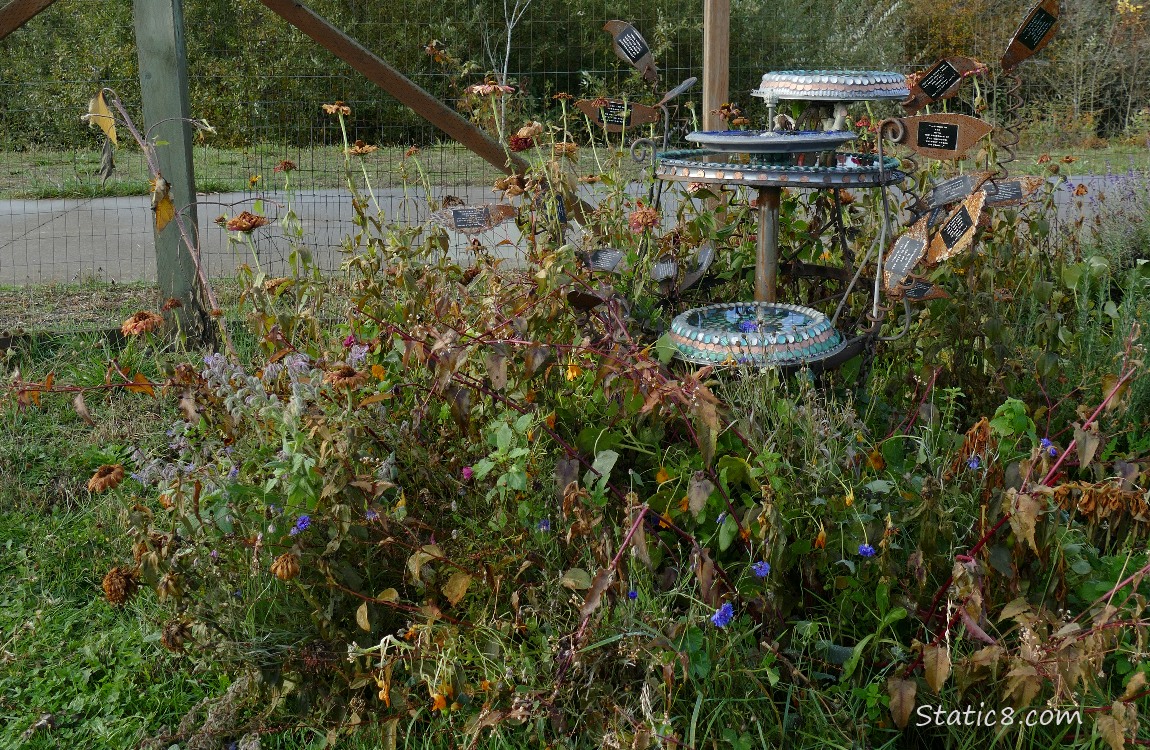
left=716, top=455, right=760, bottom=491
left=584, top=450, right=619, bottom=488
left=841, top=634, right=874, bottom=681
left=718, top=513, right=739, bottom=551
left=655, top=333, right=677, bottom=364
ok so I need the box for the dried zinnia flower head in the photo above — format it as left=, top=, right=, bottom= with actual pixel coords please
left=161, top=297, right=182, bottom=312
left=552, top=142, right=578, bottom=161
left=322, top=101, right=352, bottom=116
left=271, top=552, right=301, bottom=581
left=160, top=619, right=192, bottom=652
left=273, top=159, right=297, bottom=173
left=121, top=310, right=163, bottom=337
left=348, top=140, right=379, bottom=156
left=88, top=464, right=126, bottom=493
left=323, top=365, right=367, bottom=389
left=516, top=121, right=543, bottom=140
left=508, top=134, right=533, bottom=152
left=102, top=566, right=139, bottom=606
left=628, top=205, right=660, bottom=233
left=226, top=211, right=271, bottom=233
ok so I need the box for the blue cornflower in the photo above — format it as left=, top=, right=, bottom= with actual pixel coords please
left=752, top=560, right=771, bottom=578
left=627, top=589, right=638, bottom=600
left=858, top=543, right=876, bottom=558
left=365, top=509, right=379, bottom=521
left=967, top=455, right=981, bottom=470
left=228, top=465, right=239, bottom=481
left=1040, top=438, right=1058, bottom=457
left=537, top=518, right=551, bottom=532
left=290, top=515, right=311, bottom=535
left=710, top=602, right=735, bottom=628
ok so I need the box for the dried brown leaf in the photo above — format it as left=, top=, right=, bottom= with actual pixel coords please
left=577, top=567, right=615, bottom=620
left=442, top=571, right=472, bottom=605
left=886, top=676, right=917, bottom=729
left=1008, top=490, right=1041, bottom=553
left=1075, top=425, right=1101, bottom=470
left=73, top=392, right=95, bottom=426
left=924, top=643, right=952, bottom=694
left=485, top=344, right=508, bottom=391
left=687, top=472, right=714, bottom=518
left=356, top=601, right=371, bottom=631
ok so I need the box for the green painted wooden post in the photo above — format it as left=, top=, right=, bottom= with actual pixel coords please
left=133, top=0, right=212, bottom=344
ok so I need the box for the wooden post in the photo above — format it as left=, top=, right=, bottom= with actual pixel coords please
left=702, top=0, right=730, bottom=131
left=134, top=0, right=211, bottom=344
left=258, top=0, right=529, bottom=177
left=0, top=0, right=57, bottom=41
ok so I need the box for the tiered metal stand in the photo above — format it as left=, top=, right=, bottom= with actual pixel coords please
left=657, top=70, right=910, bottom=371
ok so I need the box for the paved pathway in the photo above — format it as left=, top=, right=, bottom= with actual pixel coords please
left=0, top=174, right=1130, bottom=288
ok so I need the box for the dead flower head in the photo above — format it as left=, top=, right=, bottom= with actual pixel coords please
left=322, top=101, right=352, bottom=116
left=553, top=92, right=574, bottom=101
left=102, top=566, right=139, bottom=606
left=508, top=134, right=534, bottom=152
left=348, top=140, right=379, bottom=156
left=271, top=552, right=301, bottom=581
left=517, top=121, right=543, bottom=140
left=263, top=277, right=293, bottom=295
left=160, top=620, right=192, bottom=652
left=121, top=310, right=164, bottom=336
left=628, top=205, right=660, bottom=233
left=89, top=464, right=126, bottom=493
left=324, top=365, right=367, bottom=389
left=226, top=211, right=271, bottom=233
left=466, top=82, right=515, bottom=96
left=553, top=142, right=578, bottom=161
left=273, top=159, right=297, bottom=173
left=404, top=146, right=421, bottom=159
left=161, top=297, right=182, bottom=312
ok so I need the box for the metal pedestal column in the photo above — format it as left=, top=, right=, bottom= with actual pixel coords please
left=755, top=186, right=781, bottom=302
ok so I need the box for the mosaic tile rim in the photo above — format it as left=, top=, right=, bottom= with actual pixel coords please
left=669, top=302, right=849, bottom=367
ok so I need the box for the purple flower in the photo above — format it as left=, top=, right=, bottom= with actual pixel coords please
left=290, top=514, right=311, bottom=535
left=210, top=549, right=219, bottom=561
left=966, top=455, right=981, bottom=470
left=348, top=344, right=368, bottom=368
left=1041, top=438, right=1058, bottom=457
left=752, top=561, right=771, bottom=578
left=710, top=602, right=735, bottom=628
left=343, top=333, right=356, bottom=348
left=365, top=509, right=379, bottom=521
left=737, top=320, right=759, bottom=333
left=537, top=518, right=551, bottom=532
left=627, top=589, right=638, bottom=600
left=858, top=543, right=876, bottom=558
left=461, top=466, right=474, bottom=481
left=228, top=465, right=239, bottom=481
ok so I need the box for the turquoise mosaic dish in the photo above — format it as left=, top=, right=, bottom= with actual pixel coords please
left=669, top=302, right=847, bottom=366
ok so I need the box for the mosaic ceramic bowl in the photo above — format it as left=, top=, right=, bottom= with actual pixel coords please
left=685, top=129, right=857, bottom=153
left=753, top=70, right=909, bottom=102
left=669, top=302, right=847, bottom=366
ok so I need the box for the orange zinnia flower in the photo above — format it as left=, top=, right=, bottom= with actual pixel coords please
left=324, top=366, right=367, bottom=389
left=348, top=140, right=379, bottom=156
left=322, top=101, right=352, bottom=116
left=814, top=525, right=827, bottom=550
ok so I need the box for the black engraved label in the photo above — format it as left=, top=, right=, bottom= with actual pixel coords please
left=616, top=27, right=649, bottom=64
left=917, top=122, right=960, bottom=151
left=984, top=180, right=1025, bottom=204
left=600, top=101, right=632, bottom=127
left=885, top=235, right=927, bottom=289
left=930, top=174, right=976, bottom=208
left=941, top=206, right=973, bottom=249
left=919, top=60, right=962, bottom=100
left=1019, top=8, right=1056, bottom=50
left=904, top=279, right=938, bottom=300
left=450, top=207, right=488, bottom=229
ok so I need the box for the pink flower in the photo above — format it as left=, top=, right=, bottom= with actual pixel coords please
left=343, top=334, right=356, bottom=348
left=462, top=467, right=474, bottom=481
left=628, top=206, right=660, bottom=233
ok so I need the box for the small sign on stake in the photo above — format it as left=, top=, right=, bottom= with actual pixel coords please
left=902, top=275, right=951, bottom=302
left=431, top=204, right=516, bottom=235
left=927, top=191, right=986, bottom=264
left=982, top=176, right=1045, bottom=207
left=575, top=99, right=660, bottom=133
left=1002, top=0, right=1059, bottom=70
left=603, top=20, right=658, bottom=85
left=902, top=56, right=988, bottom=114
left=892, top=114, right=994, bottom=161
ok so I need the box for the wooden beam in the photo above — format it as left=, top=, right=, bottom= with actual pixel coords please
left=258, top=0, right=529, bottom=177
left=702, top=0, right=730, bottom=131
left=0, top=0, right=57, bottom=41
left=134, top=0, right=212, bottom=344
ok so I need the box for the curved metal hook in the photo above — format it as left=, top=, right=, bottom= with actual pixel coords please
left=878, top=297, right=914, bottom=341
left=630, top=137, right=658, bottom=168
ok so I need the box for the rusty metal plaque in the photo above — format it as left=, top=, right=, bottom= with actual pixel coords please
left=928, top=191, right=986, bottom=264
left=432, top=204, right=516, bottom=234
left=1002, top=0, right=1059, bottom=71
left=575, top=99, right=660, bottom=133
left=982, top=176, right=1045, bottom=207
left=894, top=114, right=994, bottom=161
left=902, top=275, right=951, bottom=301
left=883, top=217, right=929, bottom=294
left=603, top=20, right=658, bottom=85
left=902, top=57, right=987, bottom=114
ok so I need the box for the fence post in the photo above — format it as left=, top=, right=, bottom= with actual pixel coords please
left=0, top=0, right=58, bottom=40
left=702, top=0, right=730, bottom=131
left=133, top=0, right=212, bottom=344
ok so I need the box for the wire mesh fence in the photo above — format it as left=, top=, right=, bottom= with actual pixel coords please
left=0, top=0, right=1141, bottom=300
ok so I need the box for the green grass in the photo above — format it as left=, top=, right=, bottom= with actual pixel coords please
left=0, top=141, right=641, bottom=200
left=0, top=334, right=229, bottom=748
